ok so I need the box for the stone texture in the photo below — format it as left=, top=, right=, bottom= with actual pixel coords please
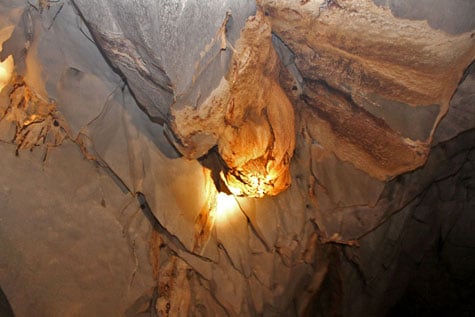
left=71, top=0, right=255, bottom=120
left=72, top=1, right=295, bottom=198
left=0, top=142, right=154, bottom=316
left=171, top=11, right=295, bottom=197
left=433, top=61, right=475, bottom=144
left=375, top=0, right=475, bottom=34
left=260, top=0, right=475, bottom=180
left=0, top=0, right=474, bottom=316
left=340, top=139, right=475, bottom=316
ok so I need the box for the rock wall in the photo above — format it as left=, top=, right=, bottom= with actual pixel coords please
left=0, top=0, right=474, bottom=316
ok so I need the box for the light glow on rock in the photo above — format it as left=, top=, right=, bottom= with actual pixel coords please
left=224, top=171, right=276, bottom=198
left=228, top=174, right=266, bottom=197
left=0, top=55, right=14, bottom=93
left=215, top=192, right=239, bottom=222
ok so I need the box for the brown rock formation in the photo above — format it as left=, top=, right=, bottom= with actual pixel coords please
left=260, top=0, right=475, bottom=180
left=171, top=10, right=295, bottom=197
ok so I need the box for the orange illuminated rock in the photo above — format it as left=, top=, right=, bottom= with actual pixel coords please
left=1, top=76, right=68, bottom=152
left=171, top=11, right=295, bottom=197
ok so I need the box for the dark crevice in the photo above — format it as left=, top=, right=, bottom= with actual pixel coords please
left=198, top=146, right=232, bottom=195
left=0, top=286, right=14, bottom=317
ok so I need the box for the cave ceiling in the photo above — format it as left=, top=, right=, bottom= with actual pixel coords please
left=0, top=0, right=474, bottom=316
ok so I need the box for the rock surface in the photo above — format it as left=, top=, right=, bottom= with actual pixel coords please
left=0, top=0, right=474, bottom=316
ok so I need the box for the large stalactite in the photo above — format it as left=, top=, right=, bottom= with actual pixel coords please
left=171, top=10, right=295, bottom=197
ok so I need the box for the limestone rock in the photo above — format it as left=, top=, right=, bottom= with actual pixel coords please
left=261, top=0, right=475, bottom=180
left=0, top=1, right=474, bottom=316
left=172, top=11, right=295, bottom=197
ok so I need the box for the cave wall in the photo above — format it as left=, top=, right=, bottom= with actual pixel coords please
left=0, top=0, right=474, bottom=316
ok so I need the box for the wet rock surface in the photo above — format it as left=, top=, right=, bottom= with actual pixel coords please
left=0, top=0, right=474, bottom=316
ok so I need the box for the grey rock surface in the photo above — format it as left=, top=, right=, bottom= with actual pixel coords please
left=0, top=142, right=154, bottom=317
left=374, top=0, right=475, bottom=34
left=72, top=0, right=256, bottom=123
left=434, top=61, right=475, bottom=144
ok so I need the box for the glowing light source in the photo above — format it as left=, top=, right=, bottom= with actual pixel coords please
left=215, top=192, right=239, bottom=222
left=0, top=55, right=14, bottom=93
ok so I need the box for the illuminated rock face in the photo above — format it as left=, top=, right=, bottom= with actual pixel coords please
left=172, top=11, right=295, bottom=197
left=0, top=55, right=14, bottom=92
left=0, top=1, right=474, bottom=316
left=73, top=1, right=295, bottom=198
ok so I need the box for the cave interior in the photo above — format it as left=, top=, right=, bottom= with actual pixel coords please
left=0, top=0, right=474, bottom=316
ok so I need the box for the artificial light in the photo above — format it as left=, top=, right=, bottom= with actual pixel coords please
left=0, top=55, right=14, bottom=93
left=215, top=192, right=239, bottom=222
